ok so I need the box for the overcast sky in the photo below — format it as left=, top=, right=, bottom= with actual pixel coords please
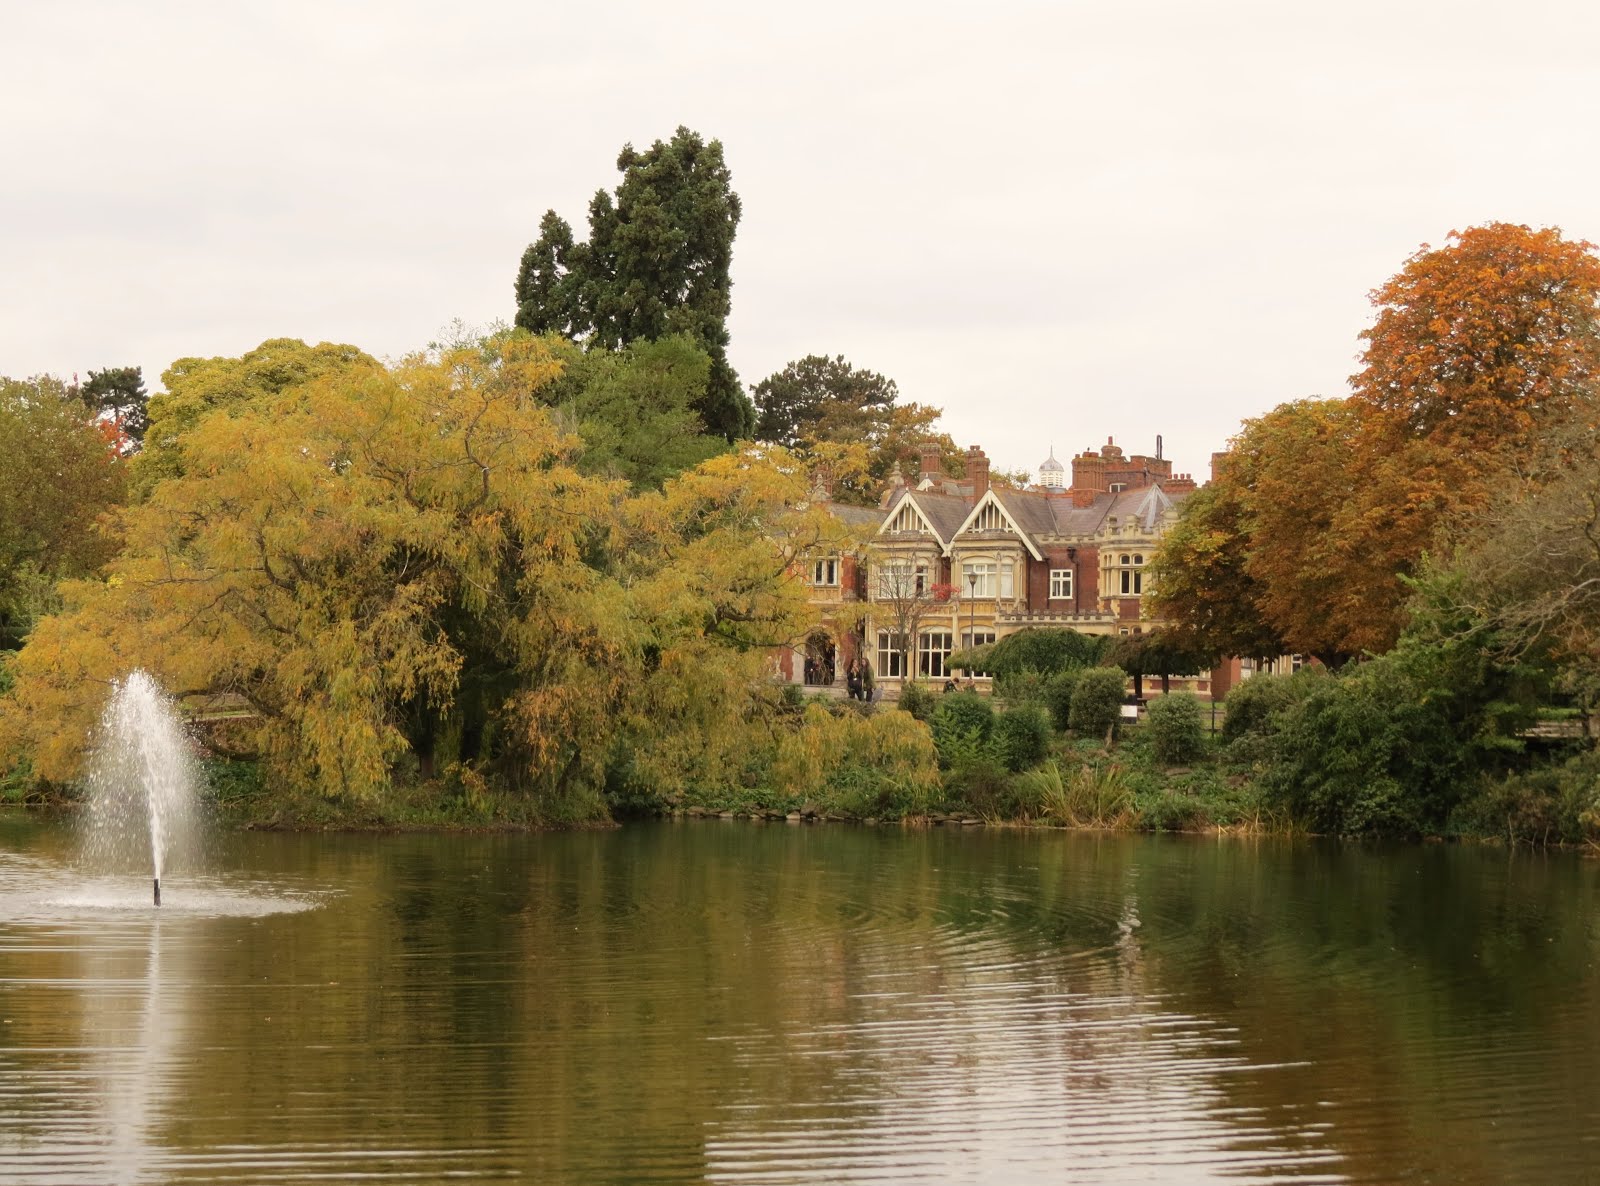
left=6, top=1, right=1599, bottom=479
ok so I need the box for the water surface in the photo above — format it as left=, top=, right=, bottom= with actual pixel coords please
left=1, top=816, right=1596, bottom=1184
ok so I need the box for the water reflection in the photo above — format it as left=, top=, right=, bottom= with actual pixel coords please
left=0, top=891, right=185, bottom=1184
left=0, top=819, right=1597, bottom=1184
left=81, top=917, right=184, bottom=1186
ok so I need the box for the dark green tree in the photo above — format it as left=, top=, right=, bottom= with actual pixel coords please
left=550, top=336, right=730, bottom=490
left=514, top=127, right=754, bottom=441
left=81, top=366, right=149, bottom=445
left=752, top=354, right=898, bottom=447
left=750, top=354, right=953, bottom=506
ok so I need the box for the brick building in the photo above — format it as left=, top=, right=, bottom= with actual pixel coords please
left=784, top=436, right=1213, bottom=695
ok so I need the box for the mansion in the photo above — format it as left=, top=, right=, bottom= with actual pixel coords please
left=781, top=436, right=1222, bottom=696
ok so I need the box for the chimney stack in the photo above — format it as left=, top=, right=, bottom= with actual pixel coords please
left=965, top=445, right=989, bottom=499
left=918, top=442, right=944, bottom=485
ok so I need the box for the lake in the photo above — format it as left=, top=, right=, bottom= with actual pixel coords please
left=1, top=815, right=1597, bottom=1184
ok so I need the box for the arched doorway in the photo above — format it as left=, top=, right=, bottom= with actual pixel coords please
left=804, top=631, right=837, bottom=687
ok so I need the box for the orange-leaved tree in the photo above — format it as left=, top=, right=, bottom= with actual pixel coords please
left=1156, top=224, right=1600, bottom=665
left=1150, top=399, right=1362, bottom=665
left=1335, top=223, right=1600, bottom=651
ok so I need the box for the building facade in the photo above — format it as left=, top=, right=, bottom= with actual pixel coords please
left=784, top=435, right=1214, bottom=695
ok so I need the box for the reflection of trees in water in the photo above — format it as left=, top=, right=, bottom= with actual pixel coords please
left=1117, top=838, right=1600, bottom=1185
left=6, top=826, right=1593, bottom=1184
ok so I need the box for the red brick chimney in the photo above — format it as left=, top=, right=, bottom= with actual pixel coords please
left=918, top=442, right=943, bottom=484
left=965, top=445, right=989, bottom=498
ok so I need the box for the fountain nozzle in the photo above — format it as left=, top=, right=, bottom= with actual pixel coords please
left=153, top=878, right=161, bottom=907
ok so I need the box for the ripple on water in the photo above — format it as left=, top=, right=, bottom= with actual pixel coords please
left=0, top=859, right=324, bottom=924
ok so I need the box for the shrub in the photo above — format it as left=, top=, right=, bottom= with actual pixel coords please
left=1222, top=671, right=1314, bottom=747
left=930, top=690, right=995, bottom=768
left=1140, top=791, right=1206, bottom=832
left=993, top=705, right=1051, bottom=772
left=1451, top=750, right=1600, bottom=845
left=1261, top=653, right=1472, bottom=836
left=897, top=680, right=938, bottom=722
left=1069, top=666, right=1127, bottom=739
left=994, top=669, right=1048, bottom=711
left=942, top=757, right=1014, bottom=816
left=1145, top=692, right=1207, bottom=765
left=1042, top=668, right=1082, bottom=731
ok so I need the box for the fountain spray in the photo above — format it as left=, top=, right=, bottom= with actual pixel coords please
left=83, top=670, right=201, bottom=907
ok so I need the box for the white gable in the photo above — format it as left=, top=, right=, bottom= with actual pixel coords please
left=882, top=496, right=937, bottom=538
left=952, top=490, right=1044, bottom=560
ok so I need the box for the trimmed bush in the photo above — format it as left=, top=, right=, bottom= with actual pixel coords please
left=993, top=705, right=1051, bottom=772
left=1145, top=692, right=1207, bottom=765
left=986, top=628, right=1109, bottom=676
left=1042, top=668, right=1082, bottom=731
left=1068, top=666, right=1127, bottom=739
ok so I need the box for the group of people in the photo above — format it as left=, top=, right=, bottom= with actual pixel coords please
left=844, top=658, right=875, bottom=701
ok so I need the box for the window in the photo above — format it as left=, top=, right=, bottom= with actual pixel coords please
left=1118, top=553, right=1144, bottom=596
left=965, top=560, right=1015, bottom=599
left=877, top=561, right=927, bottom=599
left=1109, top=482, right=1127, bottom=493
left=918, top=631, right=953, bottom=679
left=1049, top=569, right=1073, bottom=599
left=809, top=557, right=839, bottom=586
left=877, top=631, right=906, bottom=678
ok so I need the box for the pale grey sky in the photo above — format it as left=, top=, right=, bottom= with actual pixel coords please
left=5, top=0, right=1599, bottom=479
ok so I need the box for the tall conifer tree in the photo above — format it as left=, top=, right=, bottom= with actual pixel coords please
left=515, top=128, right=754, bottom=440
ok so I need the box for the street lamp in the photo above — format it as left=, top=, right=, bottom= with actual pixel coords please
left=966, top=569, right=978, bottom=682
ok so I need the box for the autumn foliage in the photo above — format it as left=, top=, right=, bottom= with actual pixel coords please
left=0, top=334, right=855, bottom=810
left=1154, top=222, right=1600, bottom=663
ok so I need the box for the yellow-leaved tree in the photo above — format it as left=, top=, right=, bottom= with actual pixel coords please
left=2, top=333, right=856, bottom=816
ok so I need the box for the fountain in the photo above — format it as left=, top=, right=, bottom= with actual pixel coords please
left=83, top=670, right=203, bottom=907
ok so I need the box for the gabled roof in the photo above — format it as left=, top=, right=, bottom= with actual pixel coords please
left=952, top=488, right=1045, bottom=560
left=878, top=488, right=970, bottom=549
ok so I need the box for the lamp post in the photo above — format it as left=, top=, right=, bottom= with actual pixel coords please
left=966, top=569, right=978, bottom=681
